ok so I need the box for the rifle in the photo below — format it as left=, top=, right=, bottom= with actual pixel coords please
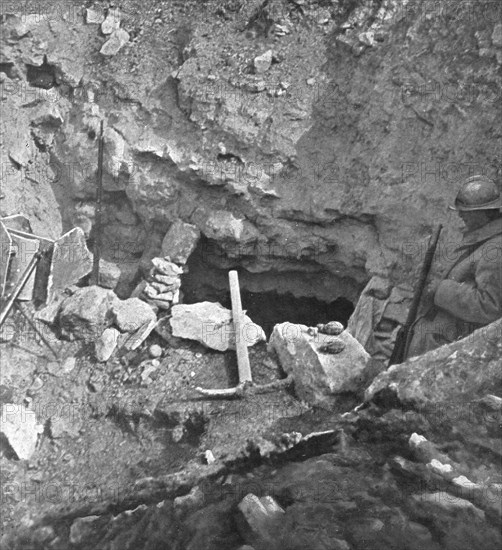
left=388, top=224, right=443, bottom=367
left=91, top=120, right=105, bottom=286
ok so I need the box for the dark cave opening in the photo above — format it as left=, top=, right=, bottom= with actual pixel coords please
left=181, top=237, right=355, bottom=337
left=233, top=291, right=354, bottom=337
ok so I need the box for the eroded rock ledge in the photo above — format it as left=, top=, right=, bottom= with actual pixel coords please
left=2, top=1, right=501, bottom=309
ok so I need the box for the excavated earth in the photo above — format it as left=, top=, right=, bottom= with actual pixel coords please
left=1, top=1, right=501, bottom=549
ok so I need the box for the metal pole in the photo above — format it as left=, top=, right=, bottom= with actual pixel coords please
left=14, top=302, right=59, bottom=359
left=91, top=120, right=105, bottom=285
left=0, top=251, right=41, bottom=329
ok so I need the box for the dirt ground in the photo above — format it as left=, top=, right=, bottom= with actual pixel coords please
left=0, top=304, right=313, bottom=535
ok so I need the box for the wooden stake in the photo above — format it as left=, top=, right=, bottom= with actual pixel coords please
left=91, top=120, right=104, bottom=286
left=195, top=271, right=294, bottom=400
left=229, top=270, right=252, bottom=383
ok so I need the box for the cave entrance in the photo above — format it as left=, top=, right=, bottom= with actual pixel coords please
left=180, top=238, right=355, bottom=337
left=234, top=291, right=354, bottom=338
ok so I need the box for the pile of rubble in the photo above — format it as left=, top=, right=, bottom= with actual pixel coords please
left=133, top=256, right=183, bottom=311
left=35, top=285, right=157, bottom=362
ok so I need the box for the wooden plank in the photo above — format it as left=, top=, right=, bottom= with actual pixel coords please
left=0, top=221, right=13, bottom=298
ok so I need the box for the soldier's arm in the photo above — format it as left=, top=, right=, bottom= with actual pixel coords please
left=433, top=241, right=502, bottom=324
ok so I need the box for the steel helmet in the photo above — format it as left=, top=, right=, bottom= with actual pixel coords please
left=449, top=175, right=501, bottom=211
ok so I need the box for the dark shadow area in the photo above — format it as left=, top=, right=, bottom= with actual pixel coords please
left=26, top=60, right=56, bottom=89
left=181, top=236, right=355, bottom=337
left=235, top=290, right=354, bottom=337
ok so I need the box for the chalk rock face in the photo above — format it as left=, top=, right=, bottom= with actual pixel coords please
left=269, top=322, right=370, bottom=408
left=111, top=297, right=156, bottom=333
left=365, top=318, right=502, bottom=408
left=58, top=286, right=118, bottom=341
left=170, top=302, right=265, bottom=351
left=1, top=404, right=43, bottom=460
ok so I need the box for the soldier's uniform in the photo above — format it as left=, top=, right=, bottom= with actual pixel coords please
left=350, top=175, right=502, bottom=363
left=347, top=277, right=412, bottom=364
left=407, top=218, right=502, bottom=357
left=406, top=175, right=502, bottom=358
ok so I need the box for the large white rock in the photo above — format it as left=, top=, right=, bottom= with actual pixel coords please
left=111, top=298, right=156, bottom=333
left=118, top=318, right=157, bottom=351
left=101, top=8, right=121, bottom=34
left=170, top=302, right=265, bottom=351
left=58, top=286, right=119, bottom=341
left=268, top=322, right=370, bottom=408
left=237, top=493, right=285, bottom=548
left=85, top=8, right=104, bottom=25
left=95, top=327, right=120, bottom=362
left=46, top=227, right=93, bottom=302
left=100, top=28, right=130, bottom=57
left=1, top=404, right=43, bottom=460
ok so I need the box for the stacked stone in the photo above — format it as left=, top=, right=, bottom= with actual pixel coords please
left=140, top=256, right=183, bottom=311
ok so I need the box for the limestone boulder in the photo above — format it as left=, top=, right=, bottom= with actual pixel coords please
left=268, top=322, right=371, bottom=408
left=151, top=257, right=183, bottom=277
left=160, top=220, right=200, bottom=265
left=101, top=8, right=121, bottom=34
left=170, top=302, right=265, bottom=352
left=365, top=318, right=502, bottom=409
left=1, top=404, right=43, bottom=460
left=58, top=286, right=118, bottom=341
left=85, top=8, right=104, bottom=25
left=111, top=297, right=157, bottom=333
left=95, top=327, right=120, bottom=362
left=117, top=318, right=157, bottom=351
left=196, top=210, right=261, bottom=244
left=35, top=292, right=67, bottom=325
left=236, top=494, right=285, bottom=549
left=98, top=259, right=122, bottom=290
left=100, top=28, right=130, bottom=57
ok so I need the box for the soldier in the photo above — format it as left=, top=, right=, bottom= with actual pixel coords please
left=407, top=174, right=502, bottom=358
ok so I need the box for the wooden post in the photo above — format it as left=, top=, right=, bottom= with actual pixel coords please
left=229, top=270, right=252, bottom=383
left=91, top=120, right=104, bottom=286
